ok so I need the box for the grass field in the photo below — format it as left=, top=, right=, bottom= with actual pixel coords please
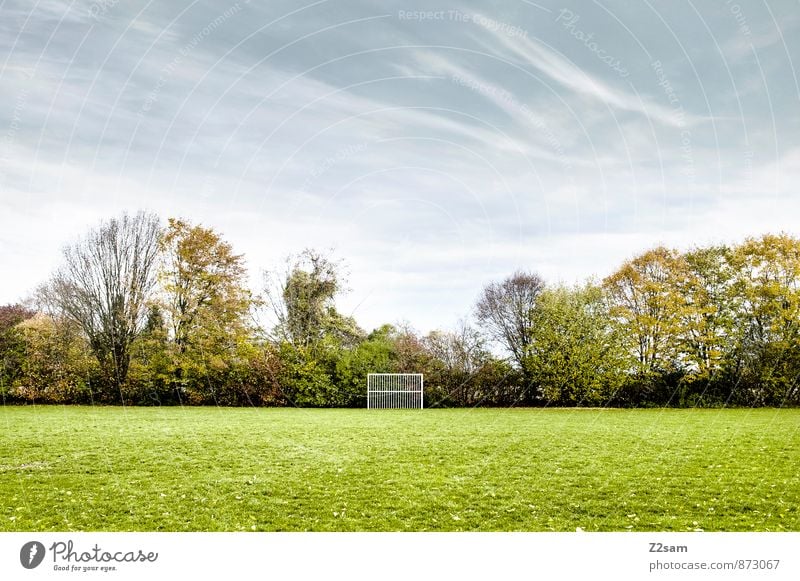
left=0, top=406, right=797, bottom=532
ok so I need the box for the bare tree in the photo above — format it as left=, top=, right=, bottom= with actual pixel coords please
left=475, top=271, right=545, bottom=367
left=425, top=320, right=487, bottom=376
left=44, top=211, right=162, bottom=392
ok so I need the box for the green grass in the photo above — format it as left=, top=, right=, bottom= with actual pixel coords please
left=0, top=406, right=797, bottom=531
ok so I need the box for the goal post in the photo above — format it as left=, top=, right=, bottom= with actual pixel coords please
left=367, top=373, right=424, bottom=409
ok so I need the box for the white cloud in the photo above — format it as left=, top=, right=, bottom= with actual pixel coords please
left=0, top=0, right=797, bottom=335
left=476, top=22, right=703, bottom=128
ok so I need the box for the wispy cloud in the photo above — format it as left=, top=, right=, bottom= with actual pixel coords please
left=475, top=20, right=702, bottom=128
left=0, top=0, right=797, bottom=332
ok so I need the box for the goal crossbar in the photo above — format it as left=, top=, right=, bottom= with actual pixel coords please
left=367, top=373, right=423, bottom=409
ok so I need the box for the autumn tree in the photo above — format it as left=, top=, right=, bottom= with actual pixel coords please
left=0, top=304, right=35, bottom=331
left=160, top=219, right=252, bottom=351
left=730, top=234, right=800, bottom=345
left=43, top=212, right=162, bottom=394
left=679, top=245, right=737, bottom=381
left=603, top=247, right=689, bottom=374
left=159, top=218, right=253, bottom=399
left=12, top=314, right=97, bottom=403
left=726, top=233, right=800, bottom=404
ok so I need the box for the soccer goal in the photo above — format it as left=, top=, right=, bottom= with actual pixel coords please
left=367, top=373, right=423, bottom=409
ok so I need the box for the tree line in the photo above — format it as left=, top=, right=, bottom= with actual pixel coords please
left=1, top=211, right=798, bottom=407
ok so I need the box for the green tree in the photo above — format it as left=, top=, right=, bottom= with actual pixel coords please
left=125, top=305, right=175, bottom=405
left=525, top=284, right=626, bottom=405
left=276, top=341, right=337, bottom=407
left=0, top=304, right=35, bottom=401
left=264, top=249, right=362, bottom=351
left=332, top=325, right=397, bottom=407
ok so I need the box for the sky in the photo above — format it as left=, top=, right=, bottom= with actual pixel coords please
left=1, top=0, right=799, bottom=334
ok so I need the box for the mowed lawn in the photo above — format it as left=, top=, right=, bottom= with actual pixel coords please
left=0, top=406, right=797, bottom=532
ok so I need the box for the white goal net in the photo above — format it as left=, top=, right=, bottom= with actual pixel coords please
left=367, top=373, right=424, bottom=409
